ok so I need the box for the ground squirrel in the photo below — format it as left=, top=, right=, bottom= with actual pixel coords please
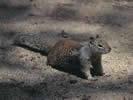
left=47, top=35, right=111, bottom=79
left=14, top=31, right=111, bottom=79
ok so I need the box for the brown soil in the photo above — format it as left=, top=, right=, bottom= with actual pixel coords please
left=0, top=0, right=133, bottom=99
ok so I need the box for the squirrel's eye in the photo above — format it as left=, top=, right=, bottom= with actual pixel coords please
left=98, top=44, right=103, bottom=48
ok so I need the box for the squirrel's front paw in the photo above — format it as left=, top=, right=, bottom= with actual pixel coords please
left=84, top=72, right=93, bottom=80
left=103, top=72, right=111, bottom=77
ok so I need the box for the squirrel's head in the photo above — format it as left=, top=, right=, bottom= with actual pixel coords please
left=89, top=34, right=111, bottom=54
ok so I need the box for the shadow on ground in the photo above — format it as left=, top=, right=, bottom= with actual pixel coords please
left=0, top=71, right=132, bottom=100
left=0, top=4, right=30, bottom=22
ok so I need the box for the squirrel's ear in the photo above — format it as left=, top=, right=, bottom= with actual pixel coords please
left=61, top=30, right=69, bottom=38
left=61, top=30, right=65, bottom=34
left=89, top=36, right=95, bottom=44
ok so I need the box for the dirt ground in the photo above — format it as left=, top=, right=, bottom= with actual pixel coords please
left=0, top=0, right=133, bottom=100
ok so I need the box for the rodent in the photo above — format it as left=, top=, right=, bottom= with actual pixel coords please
left=47, top=35, right=111, bottom=79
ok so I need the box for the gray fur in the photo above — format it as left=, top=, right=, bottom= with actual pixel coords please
left=13, top=31, right=70, bottom=54
left=79, top=46, right=92, bottom=79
